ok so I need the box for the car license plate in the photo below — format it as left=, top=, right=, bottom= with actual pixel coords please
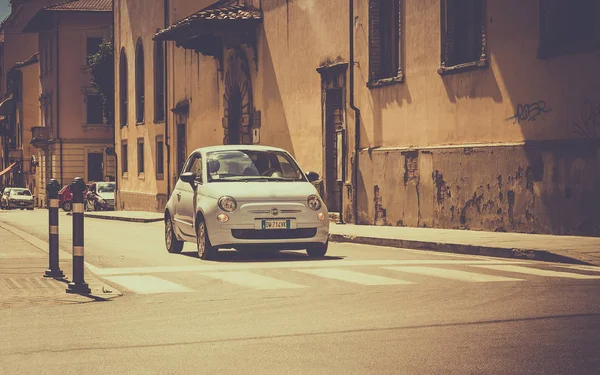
left=261, top=219, right=290, bottom=230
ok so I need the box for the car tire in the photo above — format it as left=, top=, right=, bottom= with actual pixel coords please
left=165, top=216, right=184, bottom=254
left=196, top=217, right=217, bottom=260
left=307, top=241, right=328, bottom=258
left=62, top=201, right=72, bottom=212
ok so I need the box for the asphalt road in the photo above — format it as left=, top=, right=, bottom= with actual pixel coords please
left=1, top=209, right=599, bottom=374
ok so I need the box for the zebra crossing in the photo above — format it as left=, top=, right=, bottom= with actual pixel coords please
left=96, top=259, right=600, bottom=295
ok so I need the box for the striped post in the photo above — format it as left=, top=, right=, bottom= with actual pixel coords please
left=66, top=177, right=91, bottom=294
left=44, top=179, right=64, bottom=278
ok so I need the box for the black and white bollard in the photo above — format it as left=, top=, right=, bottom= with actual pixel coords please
left=66, top=177, right=91, bottom=294
left=44, top=179, right=64, bottom=278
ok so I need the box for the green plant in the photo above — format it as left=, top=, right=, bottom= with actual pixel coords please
left=88, top=35, right=114, bottom=125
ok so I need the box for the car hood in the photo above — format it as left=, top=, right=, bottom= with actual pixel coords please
left=98, top=192, right=115, bottom=201
left=201, top=181, right=319, bottom=201
left=11, top=195, right=33, bottom=200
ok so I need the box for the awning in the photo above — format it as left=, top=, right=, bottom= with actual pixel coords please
left=154, top=2, right=262, bottom=59
left=0, top=162, right=18, bottom=178
left=0, top=94, right=14, bottom=116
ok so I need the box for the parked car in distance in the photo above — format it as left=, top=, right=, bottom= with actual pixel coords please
left=59, top=183, right=93, bottom=211
left=87, top=181, right=116, bottom=211
left=6, top=188, right=34, bottom=210
left=0, top=188, right=11, bottom=209
left=164, top=145, right=330, bottom=260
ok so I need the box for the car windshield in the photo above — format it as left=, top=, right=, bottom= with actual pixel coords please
left=11, top=189, right=31, bottom=196
left=97, top=183, right=116, bottom=193
left=206, top=150, right=307, bottom=182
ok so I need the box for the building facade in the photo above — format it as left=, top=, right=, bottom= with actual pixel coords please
left=0, top=0, right=52, bottom=194
left=115, top=0, right=600, bottom=236
left=22, top=0, right=116, bottom=205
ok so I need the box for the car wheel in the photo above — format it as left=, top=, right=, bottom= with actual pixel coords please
left=196, top=217, right=217, bottom=260
left=62, top=201, right=72, bottom=212
left=306, top=241, right=328, bottom=258
left=165, top=217, right=184, bottom=254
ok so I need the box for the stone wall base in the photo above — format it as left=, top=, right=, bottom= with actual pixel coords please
left=118, top=190, right=168, bottom=213
left=353, top=140, right=600, bottom=236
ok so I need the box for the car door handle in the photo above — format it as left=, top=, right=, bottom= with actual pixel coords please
left=176, top=192, right=181, bottom=201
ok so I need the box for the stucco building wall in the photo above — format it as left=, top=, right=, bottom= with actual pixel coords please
left=114, top=0, right=600, bottom=235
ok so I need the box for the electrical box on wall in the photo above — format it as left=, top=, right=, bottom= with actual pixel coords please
left=252, top=128, right=260, bottom=144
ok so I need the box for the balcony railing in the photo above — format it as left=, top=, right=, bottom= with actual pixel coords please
left=31, top=126, right=53, bottom=147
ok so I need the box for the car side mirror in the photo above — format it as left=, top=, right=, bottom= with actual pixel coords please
left=180, top=172, right=195, bottom=184
left=306, top=171, right=320, bottom=182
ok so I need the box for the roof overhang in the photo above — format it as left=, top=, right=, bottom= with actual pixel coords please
left=23, top=0, right=112, bottom=33
left=154, top=2, right=262, bottom=62
left=0, top=93, right=15, bottom=116
left=0, top=161, right=19, bottom=178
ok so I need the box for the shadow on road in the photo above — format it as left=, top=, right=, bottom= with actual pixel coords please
left=179, top=249, right=344, bottom=263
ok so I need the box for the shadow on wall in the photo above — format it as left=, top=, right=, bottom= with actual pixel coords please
left=442, top=65, right=503, bottom=103
left=258, top=25, right=295, bottom=157
left=370, top=83, right=412, bottom=148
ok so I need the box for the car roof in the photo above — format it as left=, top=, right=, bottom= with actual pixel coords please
left=191, top=144, right=289, bottom=155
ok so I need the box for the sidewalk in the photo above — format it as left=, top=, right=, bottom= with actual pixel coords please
left=0, top=224, right=122, bottom=309
left=77, top=210, right=600, bottom=267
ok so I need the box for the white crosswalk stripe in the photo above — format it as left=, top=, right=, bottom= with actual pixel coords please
left=104, top=275, right=195, bottom=294
left=557, top=265, right=600, bottom=273
left=384, top=266, right=525, bottom=282
left=296, top=268, right=413, bottom=285
left=470, top=265, right=600, bottom=279
left=199, top=271, right=307, bottom=289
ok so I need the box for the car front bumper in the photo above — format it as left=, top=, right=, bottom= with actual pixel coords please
left=205, top=202, right=330, bottom=249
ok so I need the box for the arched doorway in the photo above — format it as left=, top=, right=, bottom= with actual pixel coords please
left=223, top=49, right=253, bottom=145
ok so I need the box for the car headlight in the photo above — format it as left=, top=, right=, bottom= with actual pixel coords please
left=307, top=195, right=322, bottom=211
left=218, top=196, right=237, bottom=212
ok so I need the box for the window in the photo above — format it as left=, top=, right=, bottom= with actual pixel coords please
left=137, top=138, right=144, bottom=175
left=87, top=153, right=104, bottom=182
left=86, top=37, right=103, bottom=64
left=439, top=0, right=487, bottom=75
left=539, top=0, right=597, bottom=59
left=121, top=141, right=128, bottom=175
left=156, top=135, right=164, bottom=180
left=368, top=0, right=403, bottom=87
left=119, top=49, right=128, bottom=127
left=135, top=39, right=145, bottom=124
left=154, top=41, right=165, bottom=122
left=86, top=94, right=103, bottom=124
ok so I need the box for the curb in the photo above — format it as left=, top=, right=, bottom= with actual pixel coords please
left=66, top=212, right=163, bottom=223
left=329, top=233, right=593, bottom=266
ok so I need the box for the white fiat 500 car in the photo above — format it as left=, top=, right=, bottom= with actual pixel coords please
left=164, top=145, right=330, bottom=259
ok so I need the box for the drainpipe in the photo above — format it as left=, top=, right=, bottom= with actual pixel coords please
left=164, top=0, right=171, bottom=199
left=349, top=0, right=361, bottom=224
left=56, top=14, right=63, bottom=186
left=112, top=2, right=118, bottom=209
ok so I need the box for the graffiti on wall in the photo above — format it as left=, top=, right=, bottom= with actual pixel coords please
left=572, top=101, right=600, bottom=139
left=506, top=100, right=552, bottom=124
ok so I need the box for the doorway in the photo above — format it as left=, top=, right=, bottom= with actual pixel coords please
left=87, top=153, right=104, bottom=182
left=325, top=88, right=343, bottom=213
left=227, top=88, right=242, bottom=145
left=176, top=123, right=187, bottom=176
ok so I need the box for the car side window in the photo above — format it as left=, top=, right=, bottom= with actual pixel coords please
left=185, top=153, right=203, bottom=183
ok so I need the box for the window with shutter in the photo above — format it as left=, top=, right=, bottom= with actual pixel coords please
left=119, top=49, right=128, bottom=127
left=135, top=39, right=145, bottom=124
left=368, top=0, right=404, bottom=88
left=439, top=0, right=487, bottom=75
left=538, top=0, right=597, bottom=59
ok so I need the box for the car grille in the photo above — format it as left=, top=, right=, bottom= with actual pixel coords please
left=231, top=228, right=317, bottom=240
